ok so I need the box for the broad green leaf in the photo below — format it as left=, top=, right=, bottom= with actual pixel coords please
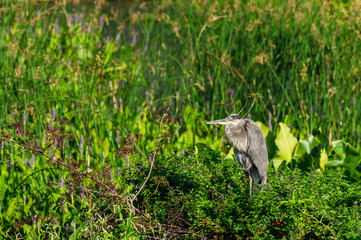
left=273, top=123, right=298, bottom=170
left=344, top=155, right=360, bottom=171
left=343, top=144, right=361, bottom=181
left=294, top=135, right=320, bottom=160
left=331, top=140, right=345, bottom=157
left=327, top=140, right=346, bottom=169
left=319, top=148, right=328, bottom=170
left=255, top=121, right=269, bottom=138
left=326, top=160, right=343, bottom=168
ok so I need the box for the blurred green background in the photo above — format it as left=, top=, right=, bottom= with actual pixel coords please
left=1, top=0, right=361, bottom=238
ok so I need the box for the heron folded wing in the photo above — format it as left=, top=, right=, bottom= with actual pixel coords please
left=246, top=120, right=269, bottom=181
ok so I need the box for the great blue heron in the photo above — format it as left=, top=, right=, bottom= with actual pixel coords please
left=207, top=113, right=269, bottom=197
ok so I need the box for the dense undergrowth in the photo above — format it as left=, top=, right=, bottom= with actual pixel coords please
left=1, top=0, right=361, bottom=238
left=133, top=150, right=361, bottom=239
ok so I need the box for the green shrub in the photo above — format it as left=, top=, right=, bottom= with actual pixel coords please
left=132, top=149, right=361, bottom=239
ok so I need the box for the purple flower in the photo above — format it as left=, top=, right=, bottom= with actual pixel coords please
left=22, top=114, right=26, bottom=123
left=311, top=174, right=315, bottom=178
left=67, top=14, right=74, bottom=25
left=115, top=33, right=121, bottom=44
left=30, top=156, right=35, bottom=165
left=60, top=177, right=64, bottom=187
left=81, top=23, right=88, bottom=32
left=132, top=32, right=137, bottom=45
left=65, top=223, right=69, bottom=236
left=181, top=149, right=185, bottom=156
left=116, top=131, right=120, bottom=145
left=268, top=113, right=272, bottom=130
left=58, top=44, right=63, bottom=55
left=54, top=18, right=61, bottom=35
left=75, top=13, right=83, bottom=24
left=52, top=107, right=56, bottom=119
left=61, top=198, right=66, bottom=212
left=228, top=88, right=235, bottom=96
left=117, top=167, right=121, bottom=176
left=98, top=16, right=104, bottom=28
left=72, top=217, right=76, bottom=232
left=145, top=91, right=150, bottom=102
left=124, top=155, right=129, bottom=169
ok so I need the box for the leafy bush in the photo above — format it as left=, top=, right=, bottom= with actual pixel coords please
left=132, top=149, right=361, bottom=239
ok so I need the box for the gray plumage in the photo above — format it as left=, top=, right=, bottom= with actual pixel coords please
left=207, top=113, right=269, bottom=197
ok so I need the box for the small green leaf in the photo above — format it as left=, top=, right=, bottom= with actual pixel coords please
left=225, top=147, right=235, bottom=160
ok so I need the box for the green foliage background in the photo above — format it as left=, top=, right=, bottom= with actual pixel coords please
left=0, top=0, right=361, bottom=238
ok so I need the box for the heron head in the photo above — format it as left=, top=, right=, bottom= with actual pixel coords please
left=206, top=113, right=242, bottom=126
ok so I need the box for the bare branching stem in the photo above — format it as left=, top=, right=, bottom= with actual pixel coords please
left=132, top=113, right=167, bottom=201
left=0, top=136, right=123, bottom=202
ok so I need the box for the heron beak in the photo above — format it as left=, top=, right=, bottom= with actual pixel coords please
left=206, top=118, right=229, bottom=125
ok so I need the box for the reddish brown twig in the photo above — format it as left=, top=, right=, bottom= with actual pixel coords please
left=132, top=113, right=167, bottom=201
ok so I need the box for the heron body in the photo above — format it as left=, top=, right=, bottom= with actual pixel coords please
left=207, top=113, right=269, bottom=197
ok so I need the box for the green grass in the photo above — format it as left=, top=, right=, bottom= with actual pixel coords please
left=1, top=0, right=361, bottom=238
